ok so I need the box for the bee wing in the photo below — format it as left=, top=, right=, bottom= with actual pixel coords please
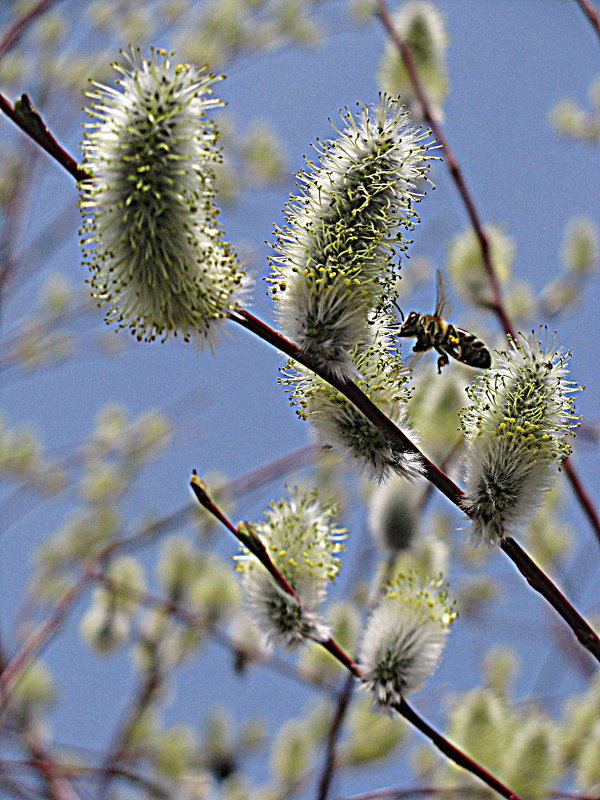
left=434, top=269, right=453, bottom=318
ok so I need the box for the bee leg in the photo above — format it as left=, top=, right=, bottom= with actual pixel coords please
left=445, top=323, right=458, bottom=342
left=412, top=338, right=429, bottom=353
left=435, top=350, right=449, bottom=374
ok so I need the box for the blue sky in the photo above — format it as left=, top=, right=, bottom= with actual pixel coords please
left=0, top=0, right=598, bottom=795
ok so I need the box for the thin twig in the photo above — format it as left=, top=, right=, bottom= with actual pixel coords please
left=0, top=569, right=91, bottom=714
left=0, top=758, right=170, bottom=799
left=575, top=0, right=600, bottom=40
left=562, top=458, right=600, bottom=545
left=394, top=700, right=522, bottom=800
left=375, top=0, right=600, bottom=549
left=230, top=308, right=600, bottom=664
left=23, top=735, right=83, bottom=800
left=190, top=489, right=526, bottom=800
left=500, top=537, right=599, bottom=659
left=338, top=786, right=492, bottom=800
left=0, top=442, right=327, bottom=726
left=374, top=0, right=515, bottom=340
left=95, top=572, right=339, bottom=694
left=230, top=308, right=461, bottom=504
left=0, top=543, right=118, bottom=720
left=0, top=92, right=88, bottom=182
left=94, top=563, right=342, bottom=797
left=0, top=768, right=39, bottom=800
left=0, top=0, right=60, bottom=59
left=339, top=787, right=600, bottom=800
left=190, top=472, right=300, bottom=599
left=95, top=660, right=162, bottom=800
left=316, top=674, right=355, bottom=800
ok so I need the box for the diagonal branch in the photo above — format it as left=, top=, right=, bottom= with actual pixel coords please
left=575, top=0, right=600, bottom=41
left=230, top=308, right=461, bottom=505
left=1, top=56, right=597, bottom=663
left=191, top=486, right=526, bottom=800
left=0, top=568, right=91, bottom=716
left=316, top=674, right=355, bottom=800
left=374, top=0, right=515, bottom=340
left=375, top=0, right=600, bottom=549
left=0, top=0, right=61, bottom=59
left=229, top=308, right=600, bottom=665
left=0, top=92, right=88, bottom=182
left=0, top=543, right=118, bottom=721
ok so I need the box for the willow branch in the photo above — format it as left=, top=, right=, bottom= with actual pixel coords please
left=94, top=653, right=162, bottom=800
left=95, top=572, right=338, bottom=695
left=0, top=0, right=61, bottom=59
left=374, top=0, right=515, bottom=339
left=229, top=308, right=600, bottom=665
left=561, top=458, right=600, bottom=545
left=190, top=489, right=526, bottom=800
left=2, top=59, right=597, bottom=662
left=0, top=568, right=91, bottom=717
left=190, top=472, right=300, bottom=599
left=575, top=0, right=600, bottom=40
left=339, top=788, right=490, bottom=800
left=500, top=537, right=599, bottom=658
left=375, top=0, right=600, bottom=548
left=0, top=541, right=118, bottom=720
left=340, top=786, right=600, bottom=800
left=23, top=734, right=83, bottom=800
left=0, top=92, right=88, bottom=182
left=230, top=308, right=461, bottom=505
left=316, top=673, right=355, bottom=800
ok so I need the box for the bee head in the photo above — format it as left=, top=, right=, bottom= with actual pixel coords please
left=397, top=311, right=421, bottom=337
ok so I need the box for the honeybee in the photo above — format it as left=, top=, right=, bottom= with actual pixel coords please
left=396, top=271, right=491, bottom=373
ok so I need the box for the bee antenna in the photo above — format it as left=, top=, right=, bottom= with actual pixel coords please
left=393, top=301, right=405, bottom=322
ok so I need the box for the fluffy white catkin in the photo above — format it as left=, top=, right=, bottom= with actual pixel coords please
left=460, top=330, right=581, bottom=547
left=282, top=316, right=424, bottom=482
left=79, top=48, right=246, bottom=345
left=235, top=489, right=346, bottom=648
left=359, top=574, right=456, bottom=706
left=269, top=95, right=433, bottom=379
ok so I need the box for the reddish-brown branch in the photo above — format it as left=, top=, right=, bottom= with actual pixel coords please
left=0, top=542, right=119, bottom=720
left=375, top=0, right=515, bottom=341
left=0, top=568, right=91, bottom=713
left=0, top=757, right=170, bottom=799
left=0, top=444, right=328, bottom=717
left=231, top=308, right=462, bottom=505
left=395, top=700, right=523, bottom=800
left=575, top=0, right=600, bottom=40
left=562, top=457, right=600, bottom=545
left=230, top=309, right=600, bottom=664
left=320, top=639, right=361, bottom=678
left=95, top=572, right=339, bottom=694
left=316, top=674, right=355, bottom=800
left=1, top=1, right=598, bottom=552
left=0, top=0, right=60, bottom=59
left=94, top=656, right=162, bottom=800
left=376, top=0, right=600, bottom=549
left=500, top=537, right=600, bottom=660
left=0, top=92, right=88, bottom=182
left=190, top=473, right=300, bottom=600
left=24, top=735, right=83, bottom=800
left=340, top=787, right=600, bottom=800
left=188, top=485, right=526, bottom=800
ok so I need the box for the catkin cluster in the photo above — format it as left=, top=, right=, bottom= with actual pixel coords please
left=460, top=331, right=581, bottom=546
left=272, top=96, right=434, bottom=479
left=79, top=48, right=246, bottom=345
